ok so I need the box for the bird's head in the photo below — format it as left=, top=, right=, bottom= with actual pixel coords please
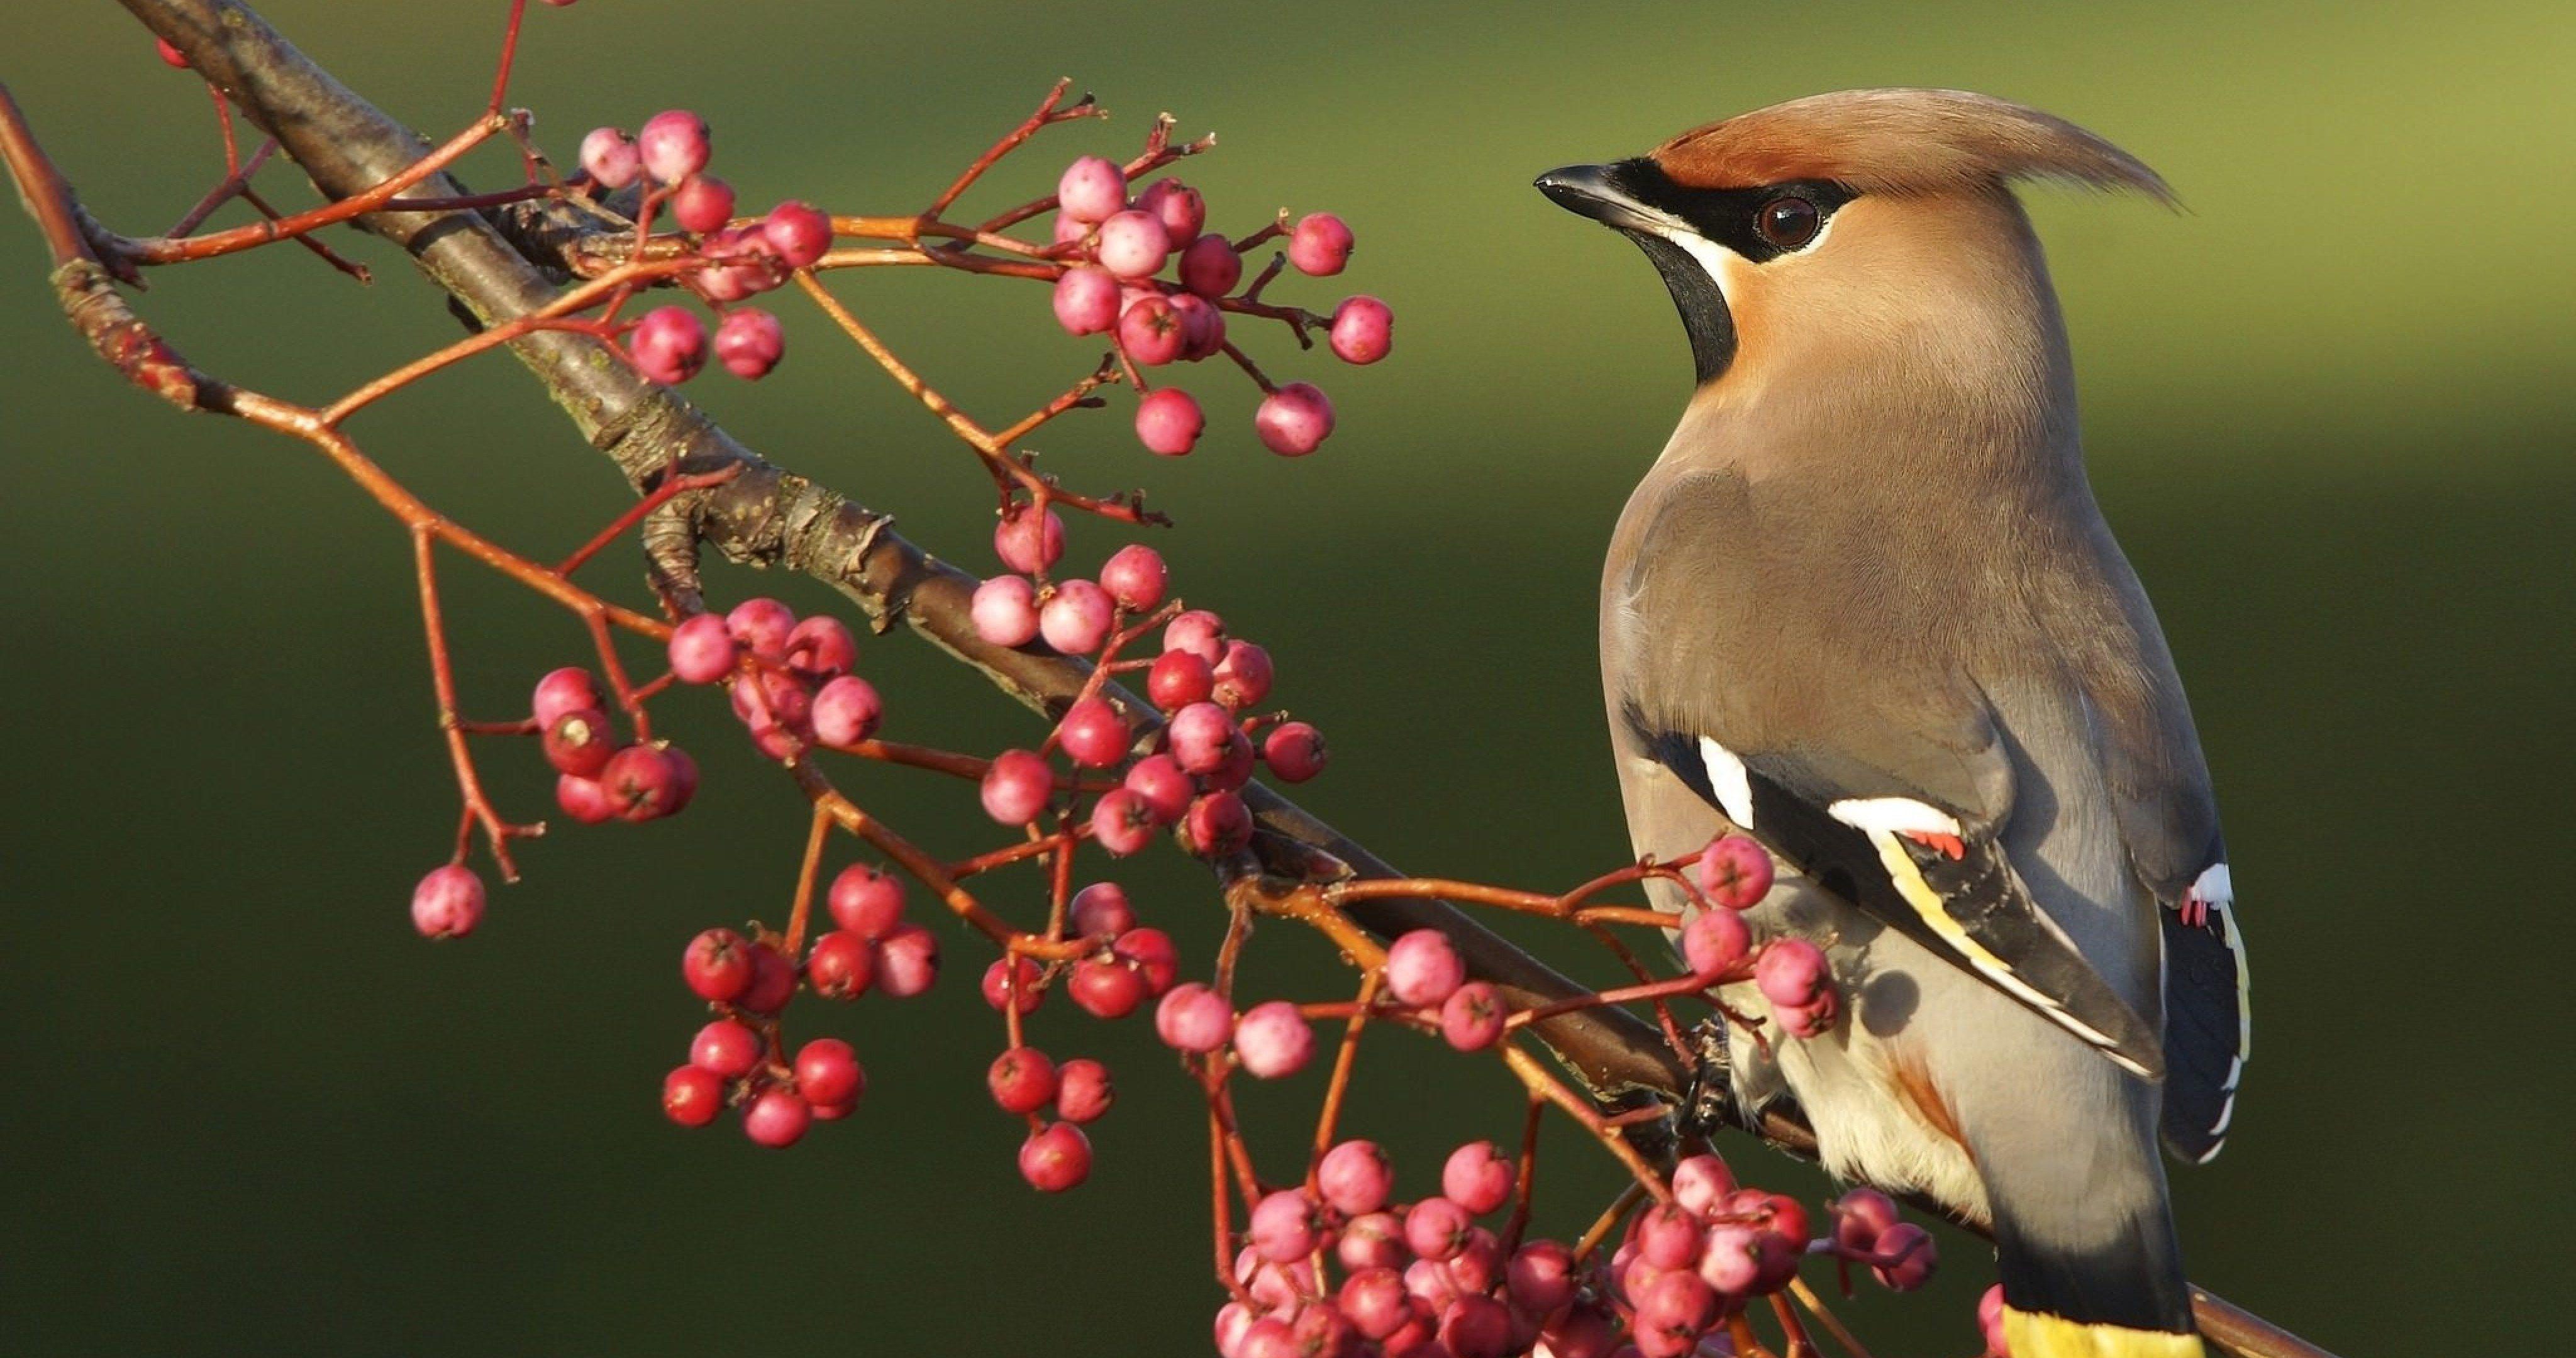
left=1539, top=89, right=2172, bottom=397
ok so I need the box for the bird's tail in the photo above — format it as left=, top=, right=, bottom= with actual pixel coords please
left=1992, top=1203, right=2204, bottom=1357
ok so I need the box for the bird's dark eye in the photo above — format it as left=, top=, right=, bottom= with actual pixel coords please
left=1755, top=195, right=1821, bottom=250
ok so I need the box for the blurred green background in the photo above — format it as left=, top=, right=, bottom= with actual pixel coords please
left=4, top=1, right=2570, bottom=1354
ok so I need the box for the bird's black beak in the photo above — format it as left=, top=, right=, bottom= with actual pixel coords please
left=1536, top=163, right=1658, bottom=231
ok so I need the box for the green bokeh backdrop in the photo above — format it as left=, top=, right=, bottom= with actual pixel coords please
left=3, top=3, right=2569, bottom=1354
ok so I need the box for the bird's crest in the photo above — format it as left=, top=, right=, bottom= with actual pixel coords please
left=1653, top=88, right=2174, bottom=204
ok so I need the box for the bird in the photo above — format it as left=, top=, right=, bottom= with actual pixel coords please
left=1539, top=89, right=2250, bottom=1358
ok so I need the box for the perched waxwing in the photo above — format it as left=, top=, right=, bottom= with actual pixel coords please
left=1541, top=90, right=2250, bottom=1358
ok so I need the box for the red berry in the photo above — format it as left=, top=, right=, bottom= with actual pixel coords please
left=409, top=864, right=486, bottom=939
left=663, top=746, right=700, bottom=817
left=1052, top=265, right=1122, bottom=336
left=1123, top=754, right=1194, bottom=824
left=682, top=927, right=756, bottom=1002
left=1097, top=543, right=1169, bottom=612
left=1055, top=1057, right=1114, bottom=1123
left=761, top=199, right=832, bottom=269
left=662, top=1064, right=724, bottom=1127
left=1114, top=927, right=1179, bottom=994
left=154, top=35, right=191, bottom=69
left=556, top=773, right=616, bottom=824
left=689, top=1018, right=762, bottom=1078
left=738, top=944, right=797, bottom=1013
left=1340, top=1267, right=1411, bottom=1341
left=1250, top=1190, right=1321, bottom=1263
left=713, top=307, right=784, bottom=379
left=980, top=749, right=1055, bottom=825
left=994, top=504, right=1065, bottom=574
left=1384, top=929, right=1465, bottom=1007
left=828, top=863, right=905, bottom=938
left=1211, top=641, right=1274, bottom=709
left=1183, top=791, right=1253, bottom=856
left=1089, top=788, right=1157, bottom=858
left=725, top=597, right=796, bottom=662
left=1980, top=1284, right=2011, bottom=1355
left=1538, top=1307, right=1619, bottom=1358
left=794, top=1037, right=863, bottom=1107
left=804, top=929, right=876, bottom=1000
left=1155, top=983, right=1233, bottom=1052
left=1056, top=698, right=1130, bottom=769
left=1442, top=1141, right=1514, bottom=1216
left=1117, top=295, right=1187, bottom=366
left=601, top=743, right=684, bottom=821
left=1440, top=1295, right=1514, bottom=1358
left=1329, top=295, right=1394, bottom=364
left=1147, top=651, right=1216, bottom=710
left=1134, top=179, right=1206, bottom=241
left=1233, top=1000, right=1314, bottom=1078
left=988, top=1046, right=1061, bottom=1115
left=1068, top=881, right=1135, bottom=937
left=1018, top=1121, right=1092, bottom=1191
left=1179, top=233, right=1243, bottom=297
left=970, top=574, right=1042, bottom=647
left=637, top=109, right=711, bottom=185
left=1697, top=833, right=1775, bottom=910
left=1038, top=579, right=1116, bottom=656
left=542, top=707, right=618, bottom=778
left=1439, top=981, right=1505, bottom=1051
left=579, top=127, right=640, bottom=189
left=531, top=666, right=602, bottom=727
left=1287, top=213, right=1355, bottom=275
left=811, top=675, right=882, bottom=747
left=629, top=305, right=707, bottom=384
left=1318, top=1139, right=1394, bottom=1217
left=1068, top=954, right=1149, bottom=1019
left=982, top=956, right=1045, bottom=1015
left=1169, top=292, right=1226, bottom=360
left=1255, top=382, right=1335, bottom=456
left=1506, top=1240, right=1578, bottom=1315
left=1755, top=938, right=1830, bottom=1008
left=667, top=613, right=738, bottom=683
left=1056, top=156, right=1127, bottom=223
left=670, top=174, right=735, bottom=235
left=1261, top=721, right=1328, bottom=781
left=1202, top=729, right=1257, bottom=792
left=1167, top=702, right=1235, bottom=774
left=875, top=924, right=940, bottom=997
left=1096, top=210, right=1172, bottom=279
left=742, top=1087, right=811, bottom=1147
left=1681, top=908, right=1752, bottom=979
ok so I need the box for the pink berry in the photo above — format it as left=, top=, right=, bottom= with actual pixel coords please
left=1670, top=1154, right=1738, bottom=1217
left=1019, top=1121, right=1092, bottom=1191
left=742, top=1087, right=811, bottom=1147
left=1169, top=292, right=1226, bottom=360
left=1697, top=834, right=1774, bottom=910
left=629, top=304, right=707, bottom=384
left=1329, top=295, right=1394, bottom=364
left=1406, top=1198, right=1473, bottom=1262
left=1442, top=1141, right=1514, bottom=1215
left=1681, top=908, right=1752, bottom=979
left=1052, top=265, right=1123, bottom=336
left=1638, top=1202, right=1707, bottom=1271
left=667, top=613, right=738, bottom=683
left=982, top=956, right=1045, bottom=1016
left=1053, top=883, right=1126, bottom=938
left=713, top=307, right=785, bottom=379
left=874, top=924, right=940, bottom=996
left=1163, top=609, right=1226, bottom=663
left=1179, top=233, right=1243, bottom=297
left=1201, top=729, right=1257, bottom=792
left=409, top=864, right=485, bottom=939
left=1167, top=702, right=1236, bottom=774
left=1095, top=210, right=1172, bottom=279
left=784, top=616, right=855, bottom=679
left=682, top=927, right=756, bottom=1002
left=556, top=773, right=615, bottom=824
left=1056, top=155, right=1127, bottom=223
left=761, top=199, right=831, bottom=269
left=579, top=127, right=641, bottom=190
left=1633, top=1271, right=1718, bottom=1354
left=1097, top=543, right=1168, bottom=612
left=810, top=675, right=882, bottom=748
left=1155, top=983, right=1233, bottom=1053
left=1054, top=211, right=1094, bottom=251
left=1834, top=1188, right=1901, bottom=1252
left=1255, top=382, right=1335, bottom=456
left=1506, top=1240, right=1578, bottom=1315
left=1250, top=1190, right=1321, bottom=1263
left=1038, top=579, right=1116, bottom=656
left=1134, top=179, right=1206, bottom=241
left=662, top=1064, right=723, bottom=1127
left=1248, top=724, right=1324, bottom=785
left=1117, top=295, right=1187, bottom=366
left=1538, top=1307, right=1621, bottom=1358
left=1755, top=938, right=1830, bottom=1008
left=805, top=929, right=875, bottom=1000
left=1183, top=791, right=1253, bottom=856
left=690, top=1018, right=761, bottom=1078
left=794, top=1037, right=863, bottom=1107
left=828, top=863, right=905, bottom=937
left=725, top=597, right=796, bottom=662
left=601, top=743, right=684, bottom=821
left=980, top=748, right=1054, bottom=824
left=1340, top=1267, right=1413, bottom=1342
left=636, top=109, right=711, bottom=185
left=1441, top=1296, right=1514, bottom=1358
left=1338, top=1212, right=1407, bottom=1272
left=1870, top=1223, right=1936, bottom=1291
left=1777, top=990, right=1840, bottom=1039
left=1055, top=1057, right=1114, bottom=1123
left=994, top=504, right=1065, bottom=574
left=970, top=574, right=1042, bottom=647
left=670, top=174, right=735, bottom=235
left=1123, top=753, right=1194, bottom=823
left=1980, top=1284, right=2012, bottom=1356
left=662, top=746, right=699, bottom=817
left=1147, top=650, right=1216, bottom=710
left=1089, top=788, right=1157, bottom=857
left=1384, top=929, right=1466, bottom=1008
left=1114, top=926, right=1179, bottom=994
left=531, top=666, right=602, bottom=727
left=1738, top=1189, right=1814, bottom=1250
left=988, top=1046, right=1060, bottom=1115
left=738, top=943, right=796, bottom=1013
left=1053, top=698, right=1130, bottom=770
left=1287, top=213, right=1355, bottom=275
left=1439, top=981, right=1506, bottom=1051
left=542, top=707, right=618, bottom=778
left=1068, top=954, right=1149, bottom=1018
left=1698, top=1223, right=1763, bottom=1295
left=1233, top=1000, right=1314, bottom=1078
left=1211, top=641, right=1275, bottom=709
left=1318, top=1139, right=1394, bottom=1217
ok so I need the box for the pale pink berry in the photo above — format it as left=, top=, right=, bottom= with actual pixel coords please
left=671, top=174, right=735, bottom=235
left=1681, top=908, right=1752, bottom=979
left=1053, top=212, right=1094, bottom=251
left=1233, top=1000, right=1314, bottom=1078
left=1134, top=387, right=1204, bottom=456
left=1163, top=609, right=1226, bottom=663
left=761, top=199, right=831, bottom=268
left=1670, top=1154, right=1738, bottom=1217
left=629, top=305, right=707, bottom=384
left=713, top=307, right=784, bottom=379
left=1134, top=179, right=1206, bottom=241
left=1250, top=1190, right=1321, bottom=1263
left=828, top=863, right=905, bottom=938
left=874, top=923, right=940, bottom=996
left=531, top=666, right=601, bottom=727
left=690, top=1018, right=762, bottom=1078
left=1055, top=697, right=1130, bottom=769
left=1056, top=155, right=1127, bottom=223
left=1155, top=983, right=1233, bottom=1053
left=410, top=864, right=486, bottom=939
left=1055, top=1057, right=1114, bottom=1123
left=1697, top=833, right=1774, bottom=910
left=1338, top=1212, right=1407, bottom=1272
left=1507, top=1241, right=1578, bottom=1315
left=579, top=127, right=641, bottom=190
left=994, top=504, right=1065, bottom=574
left=1439, top=981, right=1505, bottom=1051
left=1870, top=1223, right=1936, bottom=1291
left=1254, top=382, right=1334, bottom=456
left=1755, top=938, right=1830, bottom=1008
left=1118, top=295, right=1187, bottom=365
left=1330, top=295, right=1394, bottom=364
left=811, top=675, right=882, bottom=746
left=1123, top=754, right=1194, bottom=823
left=667, top=613, right=738, bottom=683
left=1097, top=543, right=1168, bottom=612
left=1179, top=233, right=1243, bottom=297
left=1287, top=213, right=1355, bottom=275
left=741, top=1088, right=811, bottom=1148
left=1698, top=1223, right=1763, bottom=1295
left=636, top=109, right=711, bottom=185
left=1052, top=265, right=1121, bottom=336
left=794, top=1037, right=863, bottom=1107
left=1214, top=1303, right=1259, bottom=1358
left=804, top=930, right=875, bottom=1000
left=1384, top=929, right=1466, bottom=1008
left=1980, top=1284, right=2012, bottom=1355
left=1068, top=881, right=1135, bottom=937
left=1211, top=640, right=1274, bottom=709
left=1406, top=1197, right=1473, bottom=1262
left=988, top=1046, right=1060, bottom=1115
left=1317, top=1139, right=1394, bottom=1217
left=970, top=574, right=1041, bottom=648
left=1038, top=579, right=1116, bottom=655
left=1259, top=722, right=1327, bottom=782
left=1442, top=1141, right=1514, bottom=1215
left=1167, top=701, right=1236, bottom=775
left=725, top=597, right=796, bottom=662
left=1095, top=210, right=1172, bottom=279
left=662, top=1064, right=723, bottom=1127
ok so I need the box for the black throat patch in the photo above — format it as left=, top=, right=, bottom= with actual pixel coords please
left=1597, top=158, right=1854, bottom=387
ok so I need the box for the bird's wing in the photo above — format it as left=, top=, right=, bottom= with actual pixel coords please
left=1613, top=468, right=2163, bottom=1079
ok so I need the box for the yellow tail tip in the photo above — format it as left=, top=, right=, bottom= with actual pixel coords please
left=2003, top=1306, right=2204, bottom=1358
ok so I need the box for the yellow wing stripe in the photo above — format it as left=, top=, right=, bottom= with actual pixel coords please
left=2004, top=1306, right=2205, bottom=1358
